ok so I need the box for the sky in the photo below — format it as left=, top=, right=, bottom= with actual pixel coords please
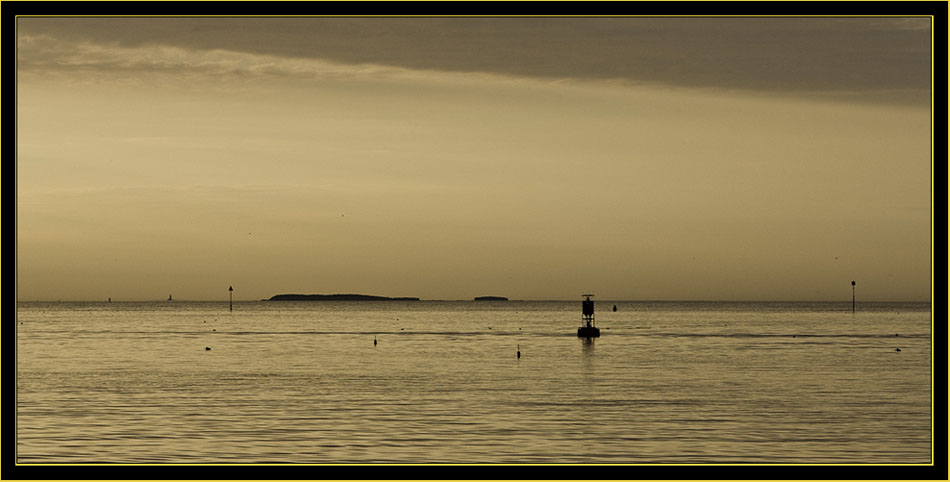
left=16, top=16, right=933, bottom=302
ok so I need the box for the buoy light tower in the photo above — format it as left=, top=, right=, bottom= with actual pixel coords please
left=577, top=294, right=600, bottom=337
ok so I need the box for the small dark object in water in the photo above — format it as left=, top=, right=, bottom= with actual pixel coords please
left=205, top=347, right=212, bottom=351
left=517, top=344, right=521, bottom=359
left=212, top=329, right=216, bottom=332
left=374, top=336, right=377, bottom=346
left=613, top=305, right=617, bottom=312
left=895, top=348, right=901, bottom=352
left=895, top=333, right=899, bottom=337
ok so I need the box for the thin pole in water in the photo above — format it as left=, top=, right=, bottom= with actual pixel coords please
left=229, top=285, right=233, bottom=312
left=851, top=280, right=856, bottom=314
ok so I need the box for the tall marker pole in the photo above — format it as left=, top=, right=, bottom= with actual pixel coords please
left=851, top=280, right=855, bottom=314
left=229, top=285, right=234, bottom=312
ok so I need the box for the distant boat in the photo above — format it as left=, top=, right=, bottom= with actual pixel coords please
left=168, top=294, right=173, bottom=301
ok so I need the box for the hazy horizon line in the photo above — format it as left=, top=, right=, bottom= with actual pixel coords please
left=16, top=298, right=933, bottom=304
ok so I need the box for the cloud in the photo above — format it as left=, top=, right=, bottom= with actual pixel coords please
left=17, top=33, right=408, bottom=83
left=17, top=17, right=932, bottom=104
left=16, top=31, right=554, bottom=103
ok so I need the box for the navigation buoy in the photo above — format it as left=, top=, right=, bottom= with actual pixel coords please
left=577, top=294, right=600, bottom=337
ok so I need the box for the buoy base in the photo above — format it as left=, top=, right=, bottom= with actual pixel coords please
left=577, top=326, right=601, bottom=337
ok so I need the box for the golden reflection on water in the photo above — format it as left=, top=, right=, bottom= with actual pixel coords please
left=16, top=301, right=932, bottom=464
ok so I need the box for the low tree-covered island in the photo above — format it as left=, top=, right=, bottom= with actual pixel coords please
left=268, top=294, right=421, bottom=301
left=473, top=296, right=508, bottom=301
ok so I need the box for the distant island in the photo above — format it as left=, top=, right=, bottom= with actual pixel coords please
left=268, top=294, right=420, bottom=301
left=474, top=296, right=508, bottom=301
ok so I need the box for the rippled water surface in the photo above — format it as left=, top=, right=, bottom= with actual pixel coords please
left=16, top=300, right=932, bottom=464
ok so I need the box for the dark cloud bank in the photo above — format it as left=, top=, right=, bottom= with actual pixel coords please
left=18, top=17, right=932, bottom=104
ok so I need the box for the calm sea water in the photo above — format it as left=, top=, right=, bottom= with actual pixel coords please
left=16, top=300, right=932, bottom=464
